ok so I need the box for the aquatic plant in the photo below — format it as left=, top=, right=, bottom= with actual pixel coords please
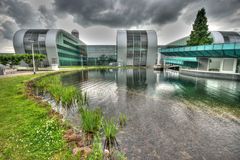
left=61, top=86, right=79, bottom=108
left=87, top=133, right=103, bottom=160
left=80, top=107, right=103, bottom=134
left=103, top=119, right=119, bottom=151
left=35, top=75, right=86, bottom=108
left=111, top=150, right=127, bottom=160
left=119, top=113, right=127, bottom=127
left=49, top=84, right=62, bottom=104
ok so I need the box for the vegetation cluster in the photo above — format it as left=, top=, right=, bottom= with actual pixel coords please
left=34, top=73, right=128, bottom=159
left=0, top=54, right=46, bottom=69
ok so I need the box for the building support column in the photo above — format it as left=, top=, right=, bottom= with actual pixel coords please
left=157, top=52, right=161, bottom=65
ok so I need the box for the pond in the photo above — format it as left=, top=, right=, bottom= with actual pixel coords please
left=61, top=68, right=240, bottom=160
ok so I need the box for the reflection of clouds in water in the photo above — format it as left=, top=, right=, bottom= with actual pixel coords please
left=61, top=69, right=240, bottom=159
left=205, top=79, right=240, bottom=102
left=155, top=83, right=175, bottom=95
left=206, top=79, right=238, bottom=91
left=80, top=79, right=119, bottom=105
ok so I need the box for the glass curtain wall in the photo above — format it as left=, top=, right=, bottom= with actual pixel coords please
left=57, top=32, right=87, bottom=66
left=127, top=31, right=148, bottom=66
left=23, top=30, right=48, bottom=55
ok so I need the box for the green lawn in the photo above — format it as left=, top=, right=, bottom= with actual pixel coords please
left=0, top=75, right=75, bottom=160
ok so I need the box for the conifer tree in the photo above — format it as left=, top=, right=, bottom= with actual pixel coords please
left=187, top=8, right=213, bottom=46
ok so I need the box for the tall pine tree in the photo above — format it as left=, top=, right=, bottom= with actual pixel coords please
left=187, top=8, right=213, bottom=46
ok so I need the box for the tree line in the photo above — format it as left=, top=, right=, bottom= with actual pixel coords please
left=0, top=54, right=46, bottom=69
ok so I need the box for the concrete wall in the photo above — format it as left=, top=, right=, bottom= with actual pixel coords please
left=13, top=29, right=28, bottom=54
left=146, top=30, right=158, bottom=66
left=45, top=29, right=59, bottom=66
left=198, top=58, right=209, bottom=71
left=221, top=58, right=237, bottom=73
left=117, top=30, right=127, bottom=66
left=208, top=58, right=221, bottom=71
left=180, top=69, right=240, bottom=80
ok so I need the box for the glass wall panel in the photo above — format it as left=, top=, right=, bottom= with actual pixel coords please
left=127, top=31, right=148, bottom=66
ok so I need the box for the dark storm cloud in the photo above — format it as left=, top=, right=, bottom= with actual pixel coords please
left=0, top=0, right=57, bottom=41
left=205, top=0, right=240, bottom=19
left=0, top=0, right=39, bottom=28
left=54, top=0, right=196, bottom=28
left=0, top=21, right=18, bottom=40
left=39, top=5, right=57, bottom=28
left=182, top=0, right=240, bottom=25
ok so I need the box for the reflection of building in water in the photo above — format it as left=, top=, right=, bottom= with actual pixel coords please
left=117, top=68, right=158, bottom=89
left=126, top=69, right=147, bottom=88
left=61, top=70, right=88, bottom=85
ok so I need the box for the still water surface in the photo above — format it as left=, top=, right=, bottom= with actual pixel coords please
left=61, top=69, right=240, bottom=160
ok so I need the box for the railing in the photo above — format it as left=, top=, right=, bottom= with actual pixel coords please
left=160, top=42, right=240, bottom=57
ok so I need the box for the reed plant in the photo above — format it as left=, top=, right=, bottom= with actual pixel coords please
left=80, top=107, right=103, bottom=134
left=119, top=113, right=127, bottom=127
left=35, top=75, right=86, bottom=108
left=111, top=150, right=127, bottom=160
left=61, top=86, right=79, bottom=108
left=103, top=119, right=119, bottom=151
left=49, top=84, right=62, bottom=104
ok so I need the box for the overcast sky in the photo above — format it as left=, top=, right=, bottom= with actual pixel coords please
left=0, top=0, right=240, bottom=53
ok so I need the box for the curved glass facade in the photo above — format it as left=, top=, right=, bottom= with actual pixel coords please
left=126, top=31, right=148, bottom=66
left=219, top=31, right=240, bottom=43
left=14, top=29, right=87, bottom=66
left=23, top=30, right=48, bottom=55
left=117, top=30, right=157, bottom=66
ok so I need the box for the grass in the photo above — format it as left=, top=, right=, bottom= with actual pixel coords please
left=79, top=107, right=103, bottom=134
left=35, top=75, right=84, bottom=108
left=0, top=75, right=76, bottom=160
left=0, top=66, right=130, bottom=159
left=103, top=119, right=118, bottom=140
left=87, top=134, right=103, bottom=160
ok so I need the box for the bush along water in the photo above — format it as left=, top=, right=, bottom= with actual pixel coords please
left=34, top=73, right=127, bottom=159
left=35, top=75, right=86, bottom=111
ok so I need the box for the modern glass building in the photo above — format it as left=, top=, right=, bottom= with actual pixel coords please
left=117, top=30, right=158, bottom=66
left=13, top=29, right=87, bottom=67
left=87, top=45, right=117, bottom=65
left=159, top=31, right=240, bottom=77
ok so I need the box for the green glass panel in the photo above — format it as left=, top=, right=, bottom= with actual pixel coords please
left=197, top=46, right=204, bottom=51
left=223, top=44, right=235, bottom=50
left=204, top=45, right=213, bottom=50
left=185, top=47, right=190, bottom=51
left=213, top=44, right=222, bottom=50
left=179, top=47, right=184, bottom=52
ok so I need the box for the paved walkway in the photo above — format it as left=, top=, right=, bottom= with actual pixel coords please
left=0, top=71, right=55, bottom=78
